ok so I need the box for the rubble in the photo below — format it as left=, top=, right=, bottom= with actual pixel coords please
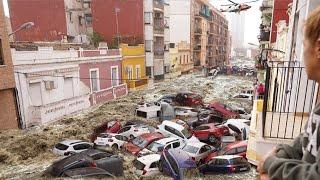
left=0, top=74, right=257, bottom=179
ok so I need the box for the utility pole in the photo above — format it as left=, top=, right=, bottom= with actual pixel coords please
left=115, top=8, right=120, bottom=47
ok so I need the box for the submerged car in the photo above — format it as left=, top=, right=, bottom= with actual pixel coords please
left=159, top=149, right=198, bottom=179
left=208, top=102, right=240, bottom=119
left=205, top=141, right=248, bottom=162
left=181, top=142, right=215, bottom=165
left=199, top=155, right=250, bottom=174
left=175, top=92, right=204, bottom=108
left=90, top=120, right=121, bottom=142
left=193, top=123, right=230, bottom=144
left=53, top=140, right=93, bottom=156
left=49, top=149, right=123, bottom=177
left=94, top=133, right=129, bottom=150
left=138, top=137, right=184, bottom=156
left=123, top=132, right=164, bottom=155
left=133, top=154, right=161, bottom=177
left=118, top=124, right=155, bottom=139
left=223, top=119, right=250, bottom=140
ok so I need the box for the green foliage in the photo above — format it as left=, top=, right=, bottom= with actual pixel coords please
left=89, top=32, right=104, bottom=47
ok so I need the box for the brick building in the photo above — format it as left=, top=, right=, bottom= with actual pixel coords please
left=0, top=1, right=19, bottom=129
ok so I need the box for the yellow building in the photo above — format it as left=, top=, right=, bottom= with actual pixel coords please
left=167, top=43, right=181, bottom=79
left=120, top=44, right=148, bottom=90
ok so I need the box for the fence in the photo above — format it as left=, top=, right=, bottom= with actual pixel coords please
left=262, top=61, right=319, bottom=139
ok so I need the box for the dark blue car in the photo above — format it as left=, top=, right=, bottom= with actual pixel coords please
left=199, top=155, right=250, bottom=174
left=159, top=149, right=198, bottom=180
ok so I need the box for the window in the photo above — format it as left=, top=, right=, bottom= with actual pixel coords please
left=64, top=77, right=74, bottom=99
left=126, top=66, right=133, bottom=80
left=166, top=153, right=179, bottom=175
left=73, top=143, right=91, bottom=150
left=85, top=14, right=92, bottom=25
left=150, top=162, right=158, bottom=168
left=29, top=82, right=42, bottom=106
left=78, top=16, right=82, bottom=25
left=146, top=67, right=152, bottom=77
left=111, top=66, right=119, bottom=86
left=237, top=146, right=247, bottom=153
left=118, top=126, right=130, bottom=133
left=144, top=12, right=152, bottom=24
left=145, top=40, right=152, bottom=52
left=225, top=148, right=236, bottom=155
left=55, top=143, right=68, bottom=150
left=194, top=126, right=209, bottom=131
left=180, top=56, right=182, bottom=64
left=173, top=129, right=184, bottom=138
left=0, top=39, right=3, bottom=65
left=136, top=65, right=141, bottom=79
left=90, top=69, right=99, bottom=92
left=186, top=55, right=188, bottom=63
left=172, top=142, right=180, bottom=148
left=169, top=43, right=175, bottom=48
left=69, top=12, right=73, bottom=22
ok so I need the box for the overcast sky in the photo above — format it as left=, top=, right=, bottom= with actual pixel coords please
left=2, top=0, right=261, bottom=45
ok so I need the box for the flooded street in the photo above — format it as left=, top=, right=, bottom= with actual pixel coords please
left=0, top=74, right=258, bottom=179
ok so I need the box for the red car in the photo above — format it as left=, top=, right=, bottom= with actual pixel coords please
left=193, top=123, right=230, bottom=144
left=208, top=102, right=240, bottom=119
left=175, top=92, right=204, bottom=108
left=90, top=120, right=122, bottom=142
left=205, top=140, right=248, bottom=163
left=123, top=132, right=164, bottom=155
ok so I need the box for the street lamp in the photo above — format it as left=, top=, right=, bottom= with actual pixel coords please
left=8, top=22, right=34, bottom=37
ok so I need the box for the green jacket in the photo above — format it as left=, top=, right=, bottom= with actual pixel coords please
left=263, top=104, right=320, bottom=180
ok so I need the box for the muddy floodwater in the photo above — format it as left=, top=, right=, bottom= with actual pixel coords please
left=0, top=74, right=258, bottom=179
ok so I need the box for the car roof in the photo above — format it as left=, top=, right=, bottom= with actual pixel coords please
left=208, top=102, right=239, bottom=116
left=185, top=142, right=207, bottom=148
left=155, top=137, right=179, bottom=145
left=226, top=140, right=248, bottom=149
left=137, top=154, right=161, bottom=164
left=140, top=133, right=164, bottom=141
left=59, top=140, right=87, bottom=146
left=161, top=121, right=184, bottom=131
left=213, top=155, right=242, bottom=160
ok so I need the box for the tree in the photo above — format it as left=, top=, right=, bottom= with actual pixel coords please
left=89, top=32, right=104, bottom=47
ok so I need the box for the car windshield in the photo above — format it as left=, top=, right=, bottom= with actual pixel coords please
left=181, top=128, right=192, bottom=139
left=55, top=143, right=68, bottom=150
left=183, top=145, right=199, bottom=154
left=230, top=157, right=247, bottom=165
left=132, top=137, right=149, bottom=148
left=146, top=141, right=163, bottom=152
left=133, top=159, right=146, bottom=170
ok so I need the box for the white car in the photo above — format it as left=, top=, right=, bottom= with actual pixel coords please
left=138, top=137, right=185, bottom=156
left=94, top=133, right=129, bottom=150
left=53, top=140, right=92, bottom=156
left=182, top=142, right=214, bottom=164
left=223, top=119, right=250, bottom=140
left=228, top=105, right=251, bottom=120
left=233, top=93, right=253, bottom=101
left=157, top=121, right=200, bottom=143
left=118, top=125, right=155, bottom=139
left=133, top=154, right=161, bottom=177
left=175, top=107, right=198, bottom=118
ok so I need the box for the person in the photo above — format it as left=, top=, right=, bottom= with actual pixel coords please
left=257, top=83, right=265, bottom=98
left=257, top=7, right=320, bottom=180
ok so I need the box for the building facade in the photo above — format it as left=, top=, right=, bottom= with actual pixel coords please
left=167, top=43, right=181, bottom=79
left=259, top=0, right=274, bottom=48
left=178, top=41, right=193, bottom=74
left=12, top=46, right=127, bottom=128
left=230, top=13, right=245, bottom=50
left=120, top=44, right=148, bottom=90
left=8, top=0, right=92, bottom=43
left=0, top=1, right=19, bottom=129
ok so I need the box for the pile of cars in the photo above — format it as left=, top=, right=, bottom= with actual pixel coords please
left=48, top=91, right=253, bottom=179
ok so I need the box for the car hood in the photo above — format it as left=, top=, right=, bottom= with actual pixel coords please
left=124, top=143, right=141, bottom=155
left=186, top=135, right=200, bottom=143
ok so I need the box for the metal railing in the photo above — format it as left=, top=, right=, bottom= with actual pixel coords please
left=262, top=61, right=319, bottom=139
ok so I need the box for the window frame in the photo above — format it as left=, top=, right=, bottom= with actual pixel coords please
left=89, top=68, right=100, bottom=92
left=110, top=66, right=119, bottom=87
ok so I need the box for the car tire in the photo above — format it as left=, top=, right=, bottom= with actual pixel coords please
left=158, top=160, right=164, bottom=172
left=208, top=135, right=217, bottom=144
left=130, top=134, right=135, bottom=139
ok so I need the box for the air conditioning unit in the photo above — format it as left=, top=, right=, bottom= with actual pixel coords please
left=44, top=81, right=57, bottom=90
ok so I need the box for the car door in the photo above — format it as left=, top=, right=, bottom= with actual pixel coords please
left=118, top=126, right=131, bottom=137
left=193, top=126, right=209, bottom=140
left=73, top=143, right=91, bottom=153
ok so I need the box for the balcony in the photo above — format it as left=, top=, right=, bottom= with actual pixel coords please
left=181, top=62, right=194, bottom=73
left=259, top=30, right=270, bottom=42
left=262, top=61, right=318, bottom=139
left=194, top=45, right=201, bottom=51
left=153, top=0, right=164, bottom=11
left=154, top=51, right=164, bottom=59
left=194, top=28, right=202, bottom=35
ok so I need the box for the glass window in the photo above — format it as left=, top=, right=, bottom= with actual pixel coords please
left=132, top=136, right=149, bottom=148
left=166, top=153, right=179, bottom=175
left=133, top=159, right=145, bottom=170
left=237, top=146, right=247, bottom=153
left=224, top=148, right=236, bottom=155
left=150, top=162, right=158, bottom=168
left=183, top=145, right=199, bottom=154
left=144, top=12, right=152, bottom=24
left=55, top=143, right=68, bottom=150
left=172, top=141, right=180, bottom=148
left=119, top=126, right=130, bottom=133
left=147, top=142, right=163, bottom=152
left=111, top=67, right=118, bottom=86
left=230, top=157, right=247, bottom=165
left=181, top=128, right=192, bottom=139
left=85, top=14, right=92, bottom=25
left=173, top=129, right=184, bottom=138
left=170, top=43, right=175, bottom=48
left=90, top=70, right=99, bottom=92
left=73, top=143, right=91, bottom=150
left=136, top=65, right=141, bottom=79
left=145, top=40, right=152, bottom=52
left=194, top=126, right=209, bottom=131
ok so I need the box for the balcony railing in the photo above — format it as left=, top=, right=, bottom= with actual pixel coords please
left=262, top=61, right=319, bottom=139
left=153, top=0, right=164, bottom=10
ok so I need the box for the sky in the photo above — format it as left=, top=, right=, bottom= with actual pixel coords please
left=2, top=0, right=261, bottom=46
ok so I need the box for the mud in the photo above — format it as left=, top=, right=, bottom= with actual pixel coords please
left=0, top=74, right=257, bottom=179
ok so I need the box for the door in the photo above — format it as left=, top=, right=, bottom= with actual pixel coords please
left=111, top=66, right=119, bottom=87
left=29, top=82, right=43, bottom=106
left=64, top=77, right=74, bottom=99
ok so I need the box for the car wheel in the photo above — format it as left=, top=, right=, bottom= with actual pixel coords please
left=158, top=160, right=164, bottom=172
left=130, top=134, right=135, bottom=139
left=208, top=135, right=217, bottom=144
left=112, top=144, right=119, bottom=151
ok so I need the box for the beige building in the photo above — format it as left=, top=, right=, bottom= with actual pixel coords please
left=178, top=41, right=193, bottom=74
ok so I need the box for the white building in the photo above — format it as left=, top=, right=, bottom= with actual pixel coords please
left=230, top=13, right=245, bottom=49
left=170, top=0, right=191, bottom=44
left=144, top=0, right=170, bottom=80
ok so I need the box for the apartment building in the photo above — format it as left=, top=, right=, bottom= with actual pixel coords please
left=178, top=41, right=193, bottom=74
left=8, top=0, right=92, bottom=43
left=0, top=1, right=19, bottom=129
left=259, top=0, right=273, bottom=48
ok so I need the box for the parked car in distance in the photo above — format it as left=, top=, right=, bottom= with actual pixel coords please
left=138, top=137, right=184, bottom=157
left=123, top=133, right=164, bottom=155
left=159, top=149, right=198, bottom=180
left=136, top=102, right=161, bottom=119
left=205, top=141, right=248, bottom=163
left=208, top=102, right=240, bottom=119
left=49, top=149, right=123, bottom=177
left=157, top=121, right=200, bottom=143
left=53, top=140, right=93, bottom=156
left=94, top=133, right=129, bottom=150
left=223, top=119, right=250, bottom=140
left=199, top=155, right=250, bottom=174
left=133, top=154, right=161, bottom=177
left=157, top=94, right=177, bottom=105
left=175, top=92, right=204, bottom=108
left=175, top=106, right=198, bottom=119
left=90, top=120, right=121, bottom=142
left=118, top=124, right=155, bottom=139
left=227, top=104, right=251, bottom=120
left=182, top=142, right=215, bottom=164
left=233, top=93, right=253, bottom=101
left=193, top=123, right=230, bottom=144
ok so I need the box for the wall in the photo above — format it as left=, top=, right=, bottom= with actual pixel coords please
left=270, top=0, right=292, bottom=43
left=91, top=0, right=144, bottom=46
left=170, top=0, right=191, bottom=43
left=9, top=0, right=67, bottom=41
